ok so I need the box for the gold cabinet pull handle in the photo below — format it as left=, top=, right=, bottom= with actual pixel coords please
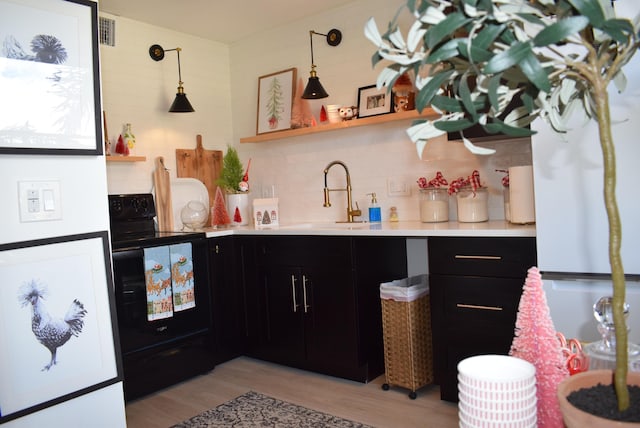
left=455, top=255, right=502, bottom=260
left=302, top=275, right=310, bottom=313
left=291, top=274, right=299, bottom=313
left=457, top=303, right=503, bottom=311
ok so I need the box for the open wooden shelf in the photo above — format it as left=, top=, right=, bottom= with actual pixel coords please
left=106, top=155, right=146, bottom=163
left=240, top=108, right=438, bottom=144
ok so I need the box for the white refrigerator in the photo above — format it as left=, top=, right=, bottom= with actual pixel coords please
left=531, top=3, right=640, bottom=343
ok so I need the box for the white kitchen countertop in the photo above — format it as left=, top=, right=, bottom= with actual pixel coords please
left=203, top=220, right=535, bottom=238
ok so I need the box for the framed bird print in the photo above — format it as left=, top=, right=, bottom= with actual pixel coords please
left=0, top=0, right=103, bottom=155
left=0, top=231, right=122, bottom=423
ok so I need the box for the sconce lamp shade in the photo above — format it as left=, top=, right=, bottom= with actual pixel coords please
left=169, top=88, right=195, bottom=113
left=301, top=29, right=341, bottom=100
left=169, top=93, right=195, bottom=113
left=149, top=44, right=195, bottom=113
left=302, top=74, right=329, bottom=99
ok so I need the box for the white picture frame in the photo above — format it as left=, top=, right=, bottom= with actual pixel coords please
left=0, top=231, right=121, bottom=422
left=0, top=0, right=102, bottom=155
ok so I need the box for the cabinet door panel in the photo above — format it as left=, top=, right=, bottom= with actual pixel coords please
left=209, top=237, right=245, bottom=364
left=258, top=265, right=305, bottom=365
left=304, top=266, right=359, bottom=373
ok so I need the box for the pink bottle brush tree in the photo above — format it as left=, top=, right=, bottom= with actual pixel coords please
left=510, top=266, right=569, bottom=428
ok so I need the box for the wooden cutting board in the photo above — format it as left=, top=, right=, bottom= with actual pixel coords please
left=153, top=156, right=174, bottom=231
left=176, top=134, right=223, bottom=208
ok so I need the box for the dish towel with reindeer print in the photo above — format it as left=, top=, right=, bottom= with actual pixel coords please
left=143, top=243, right=195, bottom=321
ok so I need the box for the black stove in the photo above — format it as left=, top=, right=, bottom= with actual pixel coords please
left=108, top=193, right=214, bottom=401
left=108, top=193, right=204, bottom=250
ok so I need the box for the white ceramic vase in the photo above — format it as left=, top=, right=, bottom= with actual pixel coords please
left=226, top=192, right=250, bottom=226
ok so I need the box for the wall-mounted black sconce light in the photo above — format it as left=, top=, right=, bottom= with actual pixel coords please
left=149, top=44, right=195, bottom=113
left=301, top=29, right=342, bottom=99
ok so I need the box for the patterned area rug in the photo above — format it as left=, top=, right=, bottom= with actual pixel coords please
left=171, top=391, right=375, bottom=428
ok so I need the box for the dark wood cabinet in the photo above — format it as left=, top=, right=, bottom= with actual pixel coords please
left=244, top=235, right=407, bottom=382
left=209, top=236, right=246, bottom=364
left=428, top=237, right=536, bottom=402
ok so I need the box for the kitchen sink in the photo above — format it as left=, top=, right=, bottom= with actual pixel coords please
left=279, top=222, right=371, bottom=230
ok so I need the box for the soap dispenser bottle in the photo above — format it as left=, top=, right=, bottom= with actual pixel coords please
left=368, top=193, right=382, bottom=223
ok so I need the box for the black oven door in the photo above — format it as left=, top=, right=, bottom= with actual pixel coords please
left=112, top=236, right=212, bottom=355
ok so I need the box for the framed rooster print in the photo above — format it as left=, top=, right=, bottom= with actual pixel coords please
left=0, top=231, right=122, bottom=423
left=0, top=0, right=102, bottom=155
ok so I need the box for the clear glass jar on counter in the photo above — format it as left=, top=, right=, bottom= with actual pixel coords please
left=419, top=187, right=449, bottom=222
left=456, top=186, right=489, bottom=223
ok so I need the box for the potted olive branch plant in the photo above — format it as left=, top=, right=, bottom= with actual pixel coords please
left=365, top=0, right=639, bottom=418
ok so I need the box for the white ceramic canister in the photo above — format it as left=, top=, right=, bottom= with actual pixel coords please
left=456, top=186, right=489, bottom=223
left=226, top=192, right=251, bottom=226
left=419, top=187, right=449, bottom=222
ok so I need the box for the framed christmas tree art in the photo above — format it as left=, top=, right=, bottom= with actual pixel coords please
left=256, top=68, right=296, bottom=135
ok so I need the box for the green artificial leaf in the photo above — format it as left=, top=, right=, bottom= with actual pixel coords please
left=483, top=118, right=534, bottom=137
left=433, top=118, right=476, bottom=132
left=371, top=52, right=383, bottom=68
left=519, top=52, right=551, bottom=92
left=415, top=69, right=455, bottom=110
left=460, top=40, right=494, bottom=62
left=567, top=0, right=605, bottom=28
left=515, top=13, right=545, bottom=27
left=484, top=41, right=531, bottom=74
left=601, top=18, right=635, bottom=44
left=427, top=39, right=461, bottom=63
left=462, top=136, right=496, bottom=155
left=498, top=27, right=517, bottom=45
left=533, top=16, right=589, bottom=47
left=425, top=12, right=472, bottom=49
left=487, top=73, right=503, bottom=112
left=521, top=91, right=535, bottom=113
left=431, top=95, right=465, bottom=113
left=472, top=24, right=506, bottom=50
left=459, top=75, right=478, bottom=120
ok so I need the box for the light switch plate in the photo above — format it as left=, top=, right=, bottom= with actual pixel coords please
left=18, top=180, right=62, bottom=222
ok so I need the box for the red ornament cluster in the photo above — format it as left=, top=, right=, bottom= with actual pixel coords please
left=417, top=171, right=448, bottom=189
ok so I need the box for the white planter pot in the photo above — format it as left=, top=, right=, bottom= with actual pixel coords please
left=226, top=192, right=250, bottom=226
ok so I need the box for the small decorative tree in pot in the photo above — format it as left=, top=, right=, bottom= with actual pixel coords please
left=365, top=0, right=638, bottom=420
left=217, top=145, right=251, bottom=226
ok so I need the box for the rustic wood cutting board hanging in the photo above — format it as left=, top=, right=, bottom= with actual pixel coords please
left=153, top=156, right=174, bottom=231
left=176, top=134, right=223, bottom=208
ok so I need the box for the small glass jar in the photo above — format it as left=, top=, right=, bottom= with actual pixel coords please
left=419, top=187, right=449, bottom=223
left=456, top=186, right=489, bottom=223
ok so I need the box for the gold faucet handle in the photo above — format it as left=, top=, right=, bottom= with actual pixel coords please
left=350, top=202, right=362, bottom=217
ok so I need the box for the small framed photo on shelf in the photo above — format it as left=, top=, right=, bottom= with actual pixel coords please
left=357, top=84, right=394, bottom=118
left=256, top=68, right=297, bottom=135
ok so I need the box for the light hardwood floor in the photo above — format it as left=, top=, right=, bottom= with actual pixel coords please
left=125, top=356, right=459, bottom=427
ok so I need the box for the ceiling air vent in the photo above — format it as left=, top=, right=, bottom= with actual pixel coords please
left=99, top=16, right=115, bottom=47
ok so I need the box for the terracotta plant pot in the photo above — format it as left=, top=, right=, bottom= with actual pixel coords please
left=557, top=370, right=640, bottom=427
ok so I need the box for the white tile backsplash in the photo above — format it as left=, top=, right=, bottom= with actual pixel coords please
left=238, top=129, right=531, bottom=224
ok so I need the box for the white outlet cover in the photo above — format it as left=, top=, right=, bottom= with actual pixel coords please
left=387, top=177, right=411, bottom=196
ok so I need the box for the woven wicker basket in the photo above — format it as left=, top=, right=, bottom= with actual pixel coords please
left=380, top=293, right=433, bottom=398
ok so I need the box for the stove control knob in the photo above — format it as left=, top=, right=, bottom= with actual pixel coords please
left=110, top=199, right=123, bottom=213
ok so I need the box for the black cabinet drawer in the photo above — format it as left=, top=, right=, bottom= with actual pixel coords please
left=437, top=275, right=522, bottom=327
left=256, top=236, right=352, bottom=266
left=428, top=237, right=536, bottom=278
